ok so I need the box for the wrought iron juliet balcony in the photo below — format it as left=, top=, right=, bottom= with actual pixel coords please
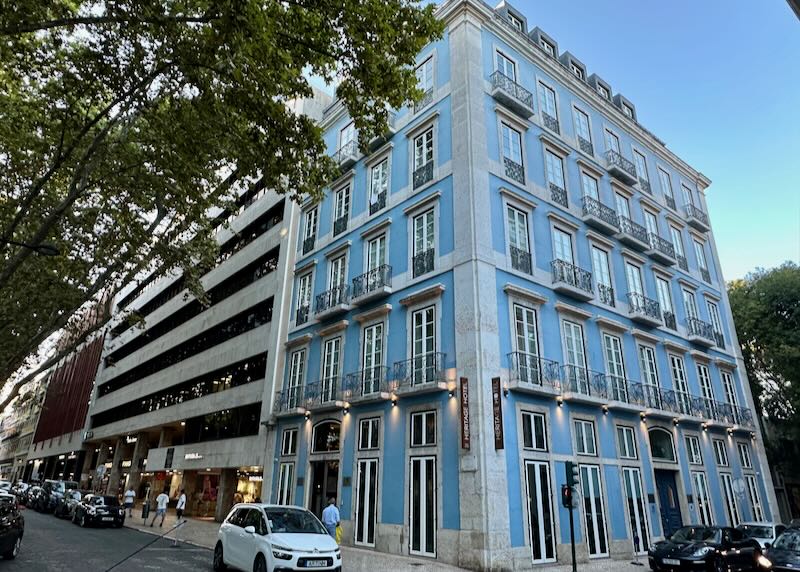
left=369, top=191, right=386, bottom=215
left=503, top=156, right=524, bottom=184
left=677, top=255, right=688, bottom=272
left=302, top=236, right=315, bottom=255
left=549, top=183, right=568, bottom=207
left=351, top=265, right=392, bottom=303
left=638, top=178, right=652, bottom=194
left=577, top=136, right=593, bottom=156
left=598, top=284, right=615, bottom=307
left=615, top=216, right=649, bottom=250
left=274, top=388, right=304, bottom=414
left=413, top=161, right=434, bottom=189
left=542, top=111, right=560, bottom=134
left=581, top=196, right=619, bottom=235
left=414, top=88, right=434, bottom=113
left=343, top=366, right=390, bottom=401
left=685, top=204, right=710, bottom=232
left=367, top=112, right=397, bottom=151
left=646, top=233, right=676, bottom=265
left=714, top=331, right=725, bottom=349
left=627, top=293, right=662, bottom=327
left=665, top=196, right=676, bottom=210
left=489, top=71, right=535, bottom=119
left=551, top=259, right=594, bottom=301
left=295, top=304, right=310, bottom=326
left=392, top=352, right=447, bottom=393
left=663, top=311, right=677, bottom=331
left=412, top=248, right=434, bottom=278
left=510, top=246, right=532, bottom=274
left=333, top=215, right=348, bottom=237
left=561, top=365, right=608, bottom=401
left=687, top=317, right=715, bottom=347
left=700, top=268, right=711, bottom=283
left=314, top=284, right=350, bottom=317
left=334, top=139, right=359, bottom=170
left=507, top=352, right=561, bottom=392
left=604, top=149, right=638, bottom=185
left=304, top=378, right=343, bottom=411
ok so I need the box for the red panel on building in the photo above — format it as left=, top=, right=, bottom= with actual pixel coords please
left=33, top=335, right=104, bottom=444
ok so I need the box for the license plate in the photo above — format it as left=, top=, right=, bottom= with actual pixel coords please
left=102, top=517, right=114, bottom=521
left=305, top=561, right=327, bottom=568
left=662, top=558, right=680, bottom=566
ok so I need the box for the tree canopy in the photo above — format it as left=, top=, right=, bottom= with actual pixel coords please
left=0, top=0, right=442, bottom=404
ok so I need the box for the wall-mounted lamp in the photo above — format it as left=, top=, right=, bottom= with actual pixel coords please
left=304, top=411, right=311, bottom=420
left=503, top=385, right=509, bottom=397
left=750, top=432, right=756, bottom=440
left=702, top=423, right=708, bottom=432
left=640, top=412, right=647, bottom=422
left=602, top=406, right=609, bottom=415
left=448, top=389, right=455, bottom=399
left=343, top=406, right=350, bottom=415
left=556, top=397, right=563, bottom=407
left=391, top=397, right=397, bottom=407
left=726, top=428, right=734, bottom=436
left=673, top=418, right=680, bottom=427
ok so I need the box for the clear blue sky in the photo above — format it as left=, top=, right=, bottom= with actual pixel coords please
left=506, top=0, right=800, bottom=280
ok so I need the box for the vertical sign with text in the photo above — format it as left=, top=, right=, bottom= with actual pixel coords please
left=491, top=377, right=504, bottom=449
left=460, top=377, right=470, bottom=450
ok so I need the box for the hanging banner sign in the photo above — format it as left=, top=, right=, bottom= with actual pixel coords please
left=492, top=377, right=504, bottom=449
left=460, top=377, right=470, bottom=450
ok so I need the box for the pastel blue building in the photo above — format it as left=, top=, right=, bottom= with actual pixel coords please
left=266, top=1, right=776, bottom=568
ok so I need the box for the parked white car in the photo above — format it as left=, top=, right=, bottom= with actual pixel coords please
left=214, top=504, right=341, bottom=572
left=737, top=522, right=787, bottom=548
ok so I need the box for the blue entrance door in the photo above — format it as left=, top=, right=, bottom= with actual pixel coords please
left=655, top=470, right=684, bottom=537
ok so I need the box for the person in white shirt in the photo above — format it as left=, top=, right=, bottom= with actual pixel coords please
left=123, top=487, right=136, bottom=517
left=321, top=497, right=340, bottom=539
left=175, top=488, right=187, bottom=519
left=150, top=489, right=170, bottom=527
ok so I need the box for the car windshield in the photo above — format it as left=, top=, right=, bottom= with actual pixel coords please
left=670, top=527, right=722, bottom=544
left=774, top=530, right=800, bottom=552
left=264, top=508, right=327, bottom=535
left=64, top=482, right=78, bottom=491
left=738, top=525, right=773, bottom=538
left=102, top=496, right=119, bottom=506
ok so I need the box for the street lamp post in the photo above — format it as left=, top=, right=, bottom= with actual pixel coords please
left=0, top=238, right=60, bottom=256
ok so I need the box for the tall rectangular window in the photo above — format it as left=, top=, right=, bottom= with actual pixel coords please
left=713, top=439, right=729, bottom=466
left=682, top=289, right=698, bottom=319
left=281, top=429, right=297, bottom=456
left=321, top=337, right=342, bottom=400
left=414, top=128, right=434, bottom=170
left=362, top=322, right=384, bottom=394
left=581, top=172, right=599, bottom=199
left=681, top=184, right=694, bottom=206
left=366, top=234, right=386, bottom=272
left=580, top=464, right=609, bottom=557
left=501, top=122, right=523, bottom=171
left=721, top=372, right=738, bottom=407
left=659, top=168, right=674, bottom=203
left=720, top=473, right=741, bottom=526
left=339, top=121, right=355, bottom=148
left=745, top=475, right=764, bottom=522
left=287, top=349, right=306, bottom=408
left=617, top=426, right=637, bottom=459
left=643, top=211, right=659, bottom=236
left=603, top=333, right=627, bottom=401
left=369, top=158, right=389, bottom=207
left=329, top=255, right=347, bottom=289
left=506, top=206, right=530, bottom=253
left=604, top=130, right=620, bottom=154
left=692, top=471, right=713, bottom=526
left=670, top=226, right=685, bottom=258
left=592, top=246, right=613, bottom=305
left=552, top=227, right=573, bottom=263
left=514, top=304, right=539, bottom=356
left=359, top=417, right=380, bottom=450
left=656, top=277, right=674, bottom=325
left=685, top=435, right=702, bottom=464
left=297, top=273, right=312, bottom=312
left=623, top=467, right=651, bottom=554
left=737, top=443, right=753, bottom=469
left=563, top=321, right=587, bottom=393
left=707, top=302, right=723, bottom=337
left=638, top=345, right=659, bottom=387
left=544, top=150, right=565, bottom=190
left=670, top=354, right=690, bottom=413
left=574, top=419, right=597, bottom=456
left=304, top=208, right=318, bottom=241
left=538, top=83, right=557, bottom=120
left=413, top=209, right=435, bottom=277
left=415, top=57, right=433, bottom=95
left=625, top=262, right=644, bottom=297
left=693, top=240, right=708, bottom=270
left=495, top=50, right=516, bottom=81
left=277, top=462, right=294, bottom=505
left=410, top=410, right=436, bottom=447
left=615, top=193, right=631, bottom=218
left=574, top=108, right=592, bottom=147
left=697, top=364, right=714, bottom=412
left=522, top=411, right=548, bottom=451
left=634, top=150, right=649, bottom=182
left=525, top=460, right=557, bottom=563
left=333, top=185, right=350, bottom=225
left=411, top=306, right=436, bottom=384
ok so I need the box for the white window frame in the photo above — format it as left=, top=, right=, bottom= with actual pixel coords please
left=413, top=127, right=434, bottom=171
left=277, top=462, right=294, bottom=505
left=692, top=471, right=714, bottom=526
left=415, top=56, right=434, bottom=97
left=359, top=417, right=381, bottom=451
left=713, top=439, right=729, bottom=467
left=521, top=411, right=548, bottom=452
left=369, top=156, right=390, bottom=210
left=495, top=49, right=517, bottom=81
left=617, top=425, right=638, bottom=459
left=633, top=148, right=649, bottom=183
left=570, top=62, right=585, bottom=80
left=658, top=167, right=674, bottom=203
left=501, top=121, right=524, bottom=169
left=685, top=435, right=702, bottom=465
left=745, top=474, right=764, bottom=522
left=537, top=80, right=559, bottom=124
left=281, top=428, right=298, bottom=456
left=737, top=442, right=753, bottom=469
left=410, top=410, right=436, bottom=447
left=573, top=106, right=592, bottom=149
left=574, top=418, right=597, bottom=456
left=333, top=184, right=351, bottom=224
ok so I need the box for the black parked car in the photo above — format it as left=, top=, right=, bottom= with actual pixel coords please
left=764, top=527, right=800, bottom=570
left=24, top=486, right=45, bottom=509
left=0, top=496, right=23, bottom=560
left=35, top=480, right=79, bottom=513
left=53, top=490, right=84, bottom=520
left=72, top=494, right=125, bottom=528
left=648, top=525, right=762, bottom=572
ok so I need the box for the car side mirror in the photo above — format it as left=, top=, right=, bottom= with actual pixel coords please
left=244, top=525, right=256, bottom=534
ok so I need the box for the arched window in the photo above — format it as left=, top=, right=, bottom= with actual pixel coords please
left=311, top=420, right=341, bottom=453
left=649, top=428, right=676, bottom=462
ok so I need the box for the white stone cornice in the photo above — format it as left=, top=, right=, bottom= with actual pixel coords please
left=400, top=283, right=445, bottom=306
left=663, top=339, right=688, bottom=354
left=353, top=304, right=393, bottom=323
left=503, top=283, right=547, bottom=305
left=595, top=316, right=628, bottom=334
left=317, top=320, right=349, bottom=338
left=499, top=187, right=537, bottom=210
left=554, top=302, right=592, bottom=320
left=285, top=333, right=313, bottom=349
left=632, top=329, right=660, bottom=344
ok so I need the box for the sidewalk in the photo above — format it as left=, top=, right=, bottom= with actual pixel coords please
left=123, top=508, right=650, bottom=571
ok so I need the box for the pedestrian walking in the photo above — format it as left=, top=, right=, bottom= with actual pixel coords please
left=321, top=497, right=340, bottom=539
left=150, top=488, right=170, bottom=527
left=173, top=488, right=187, bottom=546
left=123, top=486, right=136, bottom=517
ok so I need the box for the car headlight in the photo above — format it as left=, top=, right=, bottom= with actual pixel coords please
left=335, top=548, right=341, bottom=560
left=691, top=546, right=714, bottom=558
left=119, top=509, right=124, bottom=516
left=272, top=545, right=293, bottom=560
left=87, top=507, right=96, bottom=515
left=757, top=555, right=772, bottom=569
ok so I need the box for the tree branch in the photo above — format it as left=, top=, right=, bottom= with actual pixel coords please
left=1, top=14, right=218, bottom=36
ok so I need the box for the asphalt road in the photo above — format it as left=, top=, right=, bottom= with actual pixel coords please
left=6, top=507, right=214, bottom=571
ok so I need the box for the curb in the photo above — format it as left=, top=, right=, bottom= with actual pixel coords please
left=123, top=521, right=213, bottom=551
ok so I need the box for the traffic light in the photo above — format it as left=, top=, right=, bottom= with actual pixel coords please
left=561, top=484, right=572, bottom=508
left=565, top=461, right=580, bottom=487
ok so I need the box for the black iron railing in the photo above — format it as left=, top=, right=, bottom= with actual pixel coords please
left=414, top=88, right=433, bottom=113
left=315, top=284, right=350, bottom=314
left=700, top=268, right=711, bottom=283
left=490, top=71, right=534, bottom=109
left=677, top=255, right=688, bottom=271
left=333, top=140, right=358, bottom=166
left=413, top=248, right=434, bottom=278
left=393, top=352, right=446, bottom=388
left=504, top=156, right=524, bottom=184
left=648, top=234, right=675, bottom=259
left=296, top=304, right=310, bottom=326
left=508, top=352, right=561, bottom=388
left=687, top=317, right=715, bottom=343
left=369, top=191, right=386, bottom=215
left=663, top=311, right=677, bottom=330
left=305, top=378, right=341, bottom=406
left=639, top=179, right=651, bottom=194
left=333, top=215, right=348, bottom=237
left=578, top=136, right=593, bottom=156
left=274, top=387, right=303, bottom=412
left=549, top=182, right=568, bottom=207
left=581, top=196, right=619, bottom=229
left=562, top=366, right=607, bottom=398
left=343, top=367, right=390, bottom=398
left=714, top=331, right=725, bottom=348
left=551, top=259, right=593, bottom=294
left=605, top=149, right=637, bottom=180
left=628, top=293, right=662, bottom=322
left=685, top=204, right=709, bottom=226
left=618, top=216, right=649, bottom=243
left=510, top=246, right=532, bottom=274
left=352, top=265, right=392, bottom=299
left=665, top=196, right=676, bottom=210
left=598, top=284, right=615, bottom=306
left=413, top=161, right=434, bottom=189
left=302, top=236, right=315, bottom=255
left=542, top=112, right=560, bottom=134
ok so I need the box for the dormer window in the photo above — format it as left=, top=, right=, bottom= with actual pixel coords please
left=597, top=85, right=610, bottom=100
left=540, top=39, right=555, bottom=57
left=622, top=103, right=635, bottom=119
left=570, top=63, right=585, bottom=81
left=507, top=12, right=523, bottom=32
